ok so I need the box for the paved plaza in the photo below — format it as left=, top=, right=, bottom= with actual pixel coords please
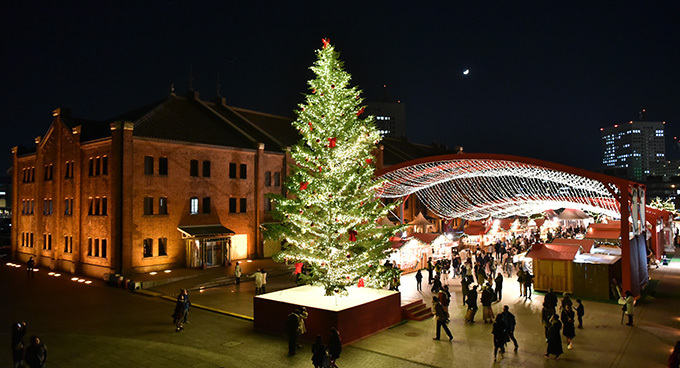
left=2, top=256, right=679, bottom=367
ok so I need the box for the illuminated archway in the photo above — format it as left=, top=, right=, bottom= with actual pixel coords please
left=375, top=153, right=647, bottom=296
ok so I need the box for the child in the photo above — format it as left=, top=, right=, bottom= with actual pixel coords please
left=575, top=299, right=585, bottom=329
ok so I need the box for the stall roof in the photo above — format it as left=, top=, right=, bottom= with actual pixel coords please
left=573, top=253, right=621, bottom=265
left=585, top=227, right=620, bottom=240
left=526, top=243, right=581, bottom=261
left=497, top=219, right=516, bottom=231
left=590, top=245, right=622, bottom=256
left=408, top=212, right=433, bottom=227
left=464, top=223, right=487, bottom=236
left=411, top=233, right=440, bottom=244
left=550, top=238, right=594, bottom=253
left=390, top=239, right=406, bottom=249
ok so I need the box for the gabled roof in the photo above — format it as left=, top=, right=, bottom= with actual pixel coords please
left=550, top=238, right=594, bottom=253
left=411, top=233, right=439, bottom=244
left=527, top=243, right=580, bottom=261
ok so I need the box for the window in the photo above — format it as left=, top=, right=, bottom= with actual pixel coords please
left=190, top=160, right=199, bottom=177
left=95, top=157, right=101, bottom=175
left=44, top=198, right=53, bottom=215
left=158, top=238, right=167, bottom=256
left=65, top=161, right=74, bottom=178
left=87, top=238, right=93, bottom=256
left=203, top=160, right=211, bottom=177
left=144, top=156, right=154, bottom=175
left=89, top=158, right=94, bottom=176
left=44, top=233, right=51, bottom=250
left=265, top=171, right=271, bottom=187
left=64, top=236, right=73, bottom=253
left=101, top=197, right=107, bottom=216
left=144, top=197, right=153, bottom=215
left=239, top=198, right=247, bottom=213
left=274, top=172, right=281, bottom=186
left=203, top=197, right=211, bottom=214
left=159, top=157, right=168, bottom=175
left=88, top=197, right=94, bottom=215
left=30, top=199, right=34, bottom=214
left=159, top=197, right=168, bottom=215
left=143, top=238, right=153, bottom=257
left=44, top=164, right=53, bottom=181
left=229, top=198, right=237, bottom=213
left=64, top=198, right=73, bottom=216
left=94, top=239, right=100, bottom=257
left=30, top=233, right=34, bottom=247
left=240, top=164, right=247, bottom=179
left=265, top=198, right=272, bottom=212
left=102, top=156, right=108, bottom=175
left=101, top=239, right=107, bottom=258
left=94, top=197, right=101, bottom=215
left=190, top=197, right=199, bottom=214
left=229, top=163, right=237, bottom=178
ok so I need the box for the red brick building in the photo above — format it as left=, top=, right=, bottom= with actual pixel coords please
left=11, top=90, right=454, bottom=279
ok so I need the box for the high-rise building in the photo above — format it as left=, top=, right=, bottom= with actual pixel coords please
left=601, top=120, right=666, bottom=181
left=365, top=85, right=406, bottom=139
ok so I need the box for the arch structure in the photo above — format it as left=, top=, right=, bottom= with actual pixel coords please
left=375, top=153, right=649, bottom=296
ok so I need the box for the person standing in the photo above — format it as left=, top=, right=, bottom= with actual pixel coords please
left=544, top=288, right=558, bottom=309
left=173, top=289, right=188, bottom=332
left=431, top=296, right=453, bottom=341
left=261, top=268, right=268, bottom=294
left=492, top=314, right=507, bottom=362
left=234, top=261, right=242, bottom=285
left=27, top=257, right=35, bottom=278
left=285, top=309, right=300, bottom=356
left=481, top=284, right=494, bottom=323
left=619, top=290, right=635, bottom=326
left=465, top=285, right=479, bottom=324
left=494, top=272, right=504, bottom=301
left=575, top=299, right=585, bottom=328
left=523, top=271, right=533, bottom=300
left=182, top=289, right=191, bottom=324
left=415, top=269, right=423, bottom=291
left=11, top=321, right=27, bottom=368
left=560, top=293, right=573, bottom=314
left=254, top=269, right=264, bottom=295
left=24, top=336, right=47, bottom=368
left=438, top=285, right=451, bottom=312
left=327, top=327, right=342, bottom=368
left=541, top=302, right=555, bottom=339
left=561, top=304, right=576, bottom=349
left=544, top=314, right=563, bottom=360
left=500, top=305, right=519, bottom=351
left=516, top=268, right=525, bottom=297
left=311, top=334, right=327, bottom=368
left=426, top=257, right=434, bottom=285
left=461, top=276, right=470, bottom=306
left=297, top=306, right=308, bottom=347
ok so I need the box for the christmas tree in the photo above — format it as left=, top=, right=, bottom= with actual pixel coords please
left=266, top=39, right=403, bottom=296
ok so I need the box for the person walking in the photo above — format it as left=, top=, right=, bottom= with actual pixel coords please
left=431, top=296, right=453, bottom=341
left=561, top=304, right=576, bottom=349
left=575, top=299, right=585, bottom=328
left=541, top=302, right=555, bottom=339
left=311, top=334, right=327, bottom=368
left=438, top=285, right=451, bottom=312
left=327, top=327, right=342, bottom=368
left=415, top=269, right=423, bottom=291
left=619, top=290, right=635, bottom=326
left=11, top=321, right=27, bottom=368
left=500, top=305, right=519, bottom=351
left=560, top=293, right=573, bottom=314
left=461, top=276, right=471, bottom=306
left=544, top=314, right=563, bottom=360
left=431, top=275, right=442, bottom=293
left=492, top=314, right=507, bottom=362
left=285, top=309, right=300, bottom=356
left=494, top=272, right=504, bottom=301
left=27, top=257, right=35, bottom=278
left=254, top=269, right=264, bottom=295
left=426, top=257, right=434, bottom=285
left=465, top=285, right=479, bottom=324
left=24, top=336, right=47, bottom=368
left=544, top=288, right=558, bottom=309
left=172, top=289, right=188, bottom=332
left=234, top=261, right=242, bottom=285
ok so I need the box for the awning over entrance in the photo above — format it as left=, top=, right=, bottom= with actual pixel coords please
left=178, top=225, right=235, bottom=238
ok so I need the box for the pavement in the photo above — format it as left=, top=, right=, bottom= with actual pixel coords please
left=1, top=254, right=679, bottom=367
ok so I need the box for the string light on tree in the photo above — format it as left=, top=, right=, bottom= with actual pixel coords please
left=265, top=39, right=404, bottom=296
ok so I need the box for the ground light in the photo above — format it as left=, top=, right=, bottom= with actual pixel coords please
left=149, top=271, right=157, bottom=275
left=164, top=270, right=171, bottom=273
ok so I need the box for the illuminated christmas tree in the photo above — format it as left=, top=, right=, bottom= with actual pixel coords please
left=267, top=39, right=402, bottom=296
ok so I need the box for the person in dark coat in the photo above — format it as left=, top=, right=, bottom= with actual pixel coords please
left=327, top=327, right=342, bottom=368
left=26, top=257, right=35, bottom=278
left=544, top=314, right=563, bottom=360
left=311, top=334, right=327, bottom=368
left=500, top=305, right=519, bottom=351
left=11, top=321, right=27, bottom=368
left=544, top=288, right=558, bottom=309
left=285, top=309, right=301, bottom=356
left=24, top=336, right=47, bottom=368
left=426, top=258, right=434, bottom=285
left=523, top=272, right=534, bottom=300
left=561, top=304, right=576, bottom=349
left=575, top=299, right=585, bottom=328
left=481, top=284, right=494, bottom=323
left=541, top=302, right=555, bottom=339
left=431, top=276, right=442, bottom=293
left=494, top=272, right=503, bottom=301
left=560, top=293, right=573, bottom=314
left=172, top=289, right=188, bottom=332
left=492, top=314, right=507, bottom=362
left=415, top=269, right=423, bottom=291
left=461, top=276, right=471, bottom=306
left=465, top=285, right=479, bottom=324
left=431, top=296, right=453, bottom=341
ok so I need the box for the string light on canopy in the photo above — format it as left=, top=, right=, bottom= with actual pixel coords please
left=376, top=158, right=621, bottom=220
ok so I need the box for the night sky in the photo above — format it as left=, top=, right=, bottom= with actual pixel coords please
left=2, top=1, right=679, bottom=173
